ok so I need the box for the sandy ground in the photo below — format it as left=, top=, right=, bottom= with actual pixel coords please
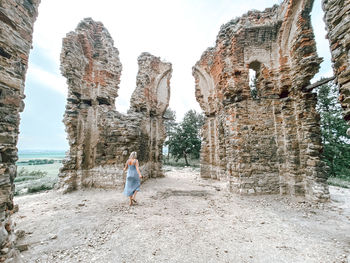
left=14, top=167, right=350, bottom=263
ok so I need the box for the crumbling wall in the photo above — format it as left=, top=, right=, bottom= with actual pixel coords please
left=193, top=0, right=330, bottom=201
left=0, top=0, right=41, bottom=260
left=322, top=0, right=350, bottom=136
left=59, top=18, right=172, bottom=193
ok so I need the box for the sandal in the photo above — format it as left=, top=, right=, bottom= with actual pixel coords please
left=132, top=199, right=138, bottom=204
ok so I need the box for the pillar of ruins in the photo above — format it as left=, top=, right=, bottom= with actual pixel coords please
left=193, top=0, right=330, bottom=201
left=0, top=0, right=41, bottom=260
left=59, top=18, right=172, bottom=193
left=322, top=0, right=350, bottom=136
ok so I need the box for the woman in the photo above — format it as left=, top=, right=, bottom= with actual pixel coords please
left=123, top=151, right=143, bottom=206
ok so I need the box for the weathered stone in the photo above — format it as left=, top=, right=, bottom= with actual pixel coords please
left=58, top=18, right=172, bottom=192
left=0, top=226, right=8, bottom=247
left=14, top=230, right=25, bottom=239
left=0, top=0, right=349, bottom=260
left=15, top=244, right=28, bottom=252
left=0, top=0, right=40, bottom=260
left=193, top=0, right=330, bottom=201
left=322, top=0, right=350, bottom=126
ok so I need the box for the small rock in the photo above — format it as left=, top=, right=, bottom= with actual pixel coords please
left=1, top=248, right=9, bottom=254
left=13, top=205, right=19, bottom=213
left=78, top=203, right=85, bottom=207
left=50, top=234, right=58, bottom=240
left=15, top=230, right=25, bottom=239
left=16, top=244, right=28, bottom=252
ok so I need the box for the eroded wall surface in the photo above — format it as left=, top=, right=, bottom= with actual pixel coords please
left=0, top=0, right=41, bottom=260
left=322, top=0, right=350, bottom=136
left=193, top=0, right=330, bottom=201
left=59, top=18, right=172, bottom=193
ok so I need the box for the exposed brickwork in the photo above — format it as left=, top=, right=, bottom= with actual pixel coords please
left=322, top=0, right=350, bottom=136
left=193, top=0, right=330, bottom=201
left=0, top=0, right=350, bottom=260
left=0, top=0, right=41, bottom=261
left=59, top=18, right=172, bottom=192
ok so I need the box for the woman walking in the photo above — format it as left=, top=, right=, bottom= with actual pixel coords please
left=123, top=152, right=143, bottom=206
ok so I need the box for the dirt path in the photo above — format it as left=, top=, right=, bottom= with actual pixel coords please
left=14, top=167, right=350, bottom=263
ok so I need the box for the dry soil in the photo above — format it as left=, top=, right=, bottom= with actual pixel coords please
left=14, top=167, right=350, bottom=263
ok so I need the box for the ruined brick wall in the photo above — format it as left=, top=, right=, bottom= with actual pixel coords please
left=59, top=18, right=171, bottom=193
left=0, top=0, right=41, bottom=260
left=322, top=0, right=350, bottom=136
left=193, top=0, right=330, bottom=201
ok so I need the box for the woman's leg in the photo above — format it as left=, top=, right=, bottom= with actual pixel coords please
left=132, top=190, right=138, bottom=202
left=129, top=196, right=133, bottom=206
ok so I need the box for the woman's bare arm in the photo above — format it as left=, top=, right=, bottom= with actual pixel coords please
left=123, top=160, right=128, bottom=171
left=135, top=160, right=142, bottom=178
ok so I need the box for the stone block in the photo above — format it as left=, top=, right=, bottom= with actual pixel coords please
left=193, top=0, right=330, bottom=201
left=59, top=19, right=172, bottom=191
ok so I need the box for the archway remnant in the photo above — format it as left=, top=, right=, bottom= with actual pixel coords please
left=193, top=0, right=330, bottom=201
left=249, top=61, right=260, bottom=100
left=59, top=18, right=172, bottom=193
left=322, top=0, right=350, bottom=136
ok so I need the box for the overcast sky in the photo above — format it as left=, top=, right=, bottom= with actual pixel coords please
left=18, top=0, right=332, bottom=151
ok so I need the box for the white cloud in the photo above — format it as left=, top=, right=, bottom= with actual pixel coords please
left=27, top=63, right=67, bottom=96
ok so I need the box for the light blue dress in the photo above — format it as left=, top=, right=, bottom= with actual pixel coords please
left=123, top=160, right=141, bottom=196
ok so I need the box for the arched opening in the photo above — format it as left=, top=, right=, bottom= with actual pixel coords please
left=248, top=61, right=261, bottom=100
left=1, top=0, right=350, bottom=261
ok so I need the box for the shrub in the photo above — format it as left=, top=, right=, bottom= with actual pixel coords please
left=16, top=168, right=47, bottom=182
left=14, top=168, right=56, bottom=196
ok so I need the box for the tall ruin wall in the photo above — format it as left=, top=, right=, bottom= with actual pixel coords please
left=0, top=0, right=350, bottom=260
left=193, top=0, right=330, bottom=201
left=58, top=18, right=172, bottom=193
left=322, top=0, right=350, bottom=136
left=0, top=0, right=41, bottom=260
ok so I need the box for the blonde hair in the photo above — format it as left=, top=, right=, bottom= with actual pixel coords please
left=129, top=151, right=137, bottom=159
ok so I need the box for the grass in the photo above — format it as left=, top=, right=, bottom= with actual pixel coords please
left=163, top=156, right=200, bottom=168
left=327, top=176, right=350, bottom=189
left=14, top=162, right=62, bottom=196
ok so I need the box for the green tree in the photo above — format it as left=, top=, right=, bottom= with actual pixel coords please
left=166, top=110, right=204, bottom=166
left=317, top=81, right=350, bottom=178
left=249, top=69, right=259, bottom=100
left=163, top=108, right=177, bottom=161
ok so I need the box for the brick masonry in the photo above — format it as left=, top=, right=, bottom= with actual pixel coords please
left=322, top=0, right=350, bottom=136
left=193, top=0, right=331, bottom=201
left=59, top=18, right=172, bottom=193
left=0, top=0, right=40, bottom=261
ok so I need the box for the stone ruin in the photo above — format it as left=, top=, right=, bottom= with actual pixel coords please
left=323, top=0, right=350, bottom=136
left=0, top=0, right=350, bottom=261
left=0, top=0, right=41, bottom=260
left=58, top=18, right=172, bottom=193
left=193, top=0, right=340, bottom=201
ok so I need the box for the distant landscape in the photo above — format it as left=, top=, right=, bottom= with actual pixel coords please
left=14, top=148, right=349, bottom=197
left=15, top=150, right=66, bottom=195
